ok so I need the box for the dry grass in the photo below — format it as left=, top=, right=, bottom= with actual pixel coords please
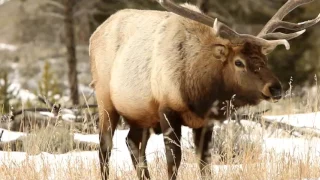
left=1, top=84, right=320, bottom=179
left=0, top=148, right=319, bottom=180
left=249, top=83, right=320, bottom=116
left=0, top=120, right=319, bottom=180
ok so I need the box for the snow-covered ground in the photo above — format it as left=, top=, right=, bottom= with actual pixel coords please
left=264, top=112, right=320, bottom=129
left=1, top=112, right=320, bottom=179
left=0, top=43, right=16, bottom=51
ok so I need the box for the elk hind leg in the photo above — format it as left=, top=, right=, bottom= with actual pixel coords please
left=97, top=91, right=119, bottom=180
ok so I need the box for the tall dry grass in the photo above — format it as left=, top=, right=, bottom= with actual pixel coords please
left=0, top=80, right=320, bottom=179
left=0, top=147, right=320, bottom=180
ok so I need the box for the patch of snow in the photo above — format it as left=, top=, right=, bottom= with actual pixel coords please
left=8, top=82, right=37, bottom=102
left=0, top=151, right=29, bottom=167
left=79, top=84, right=94, bottom=95
left=2, top=112, right=320, bottom=178
left=61, top=113, right=76, bottom=121
left=18, top=89, right=37, bottom=101
left=0, top=128, right=27, bottom=142
left=38, top=111, right=77, bottom=121
left=39, top=111, right=55, bottom=117
left=263, top=138, right=320, bottom=159
left=1, top=124, right=320, bottom=179
left=39, top=109, right=81, bottom=121
left=73, top=133, right=99, bottom=144
left=263, top=112, right=320, bottom=129
left=0, top=43, right=16, bottom=51
left=0, top=151, right=99, bottom=180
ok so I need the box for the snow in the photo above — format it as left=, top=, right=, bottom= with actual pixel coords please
left=0, top=43, right=16, bottom=51
left=0, top=151, right=98, bottom=180
left=6, top=62, right=37, bottom=102
left=39, top=111, right=55, bottom=117
left=1, top=112, right=320, bottom=178
left=263, top=112, right=320, bottom=129
left=61, top=114, right=76, bottom=121
left=73, top=133, right=99, bottom=144
left=263, top=138, right=320, bottom=159
left=0, top=128, right=26, bottom=142
left=15, top=88, right=37, bottom=102
left=39, top=111, right=77, bottom=121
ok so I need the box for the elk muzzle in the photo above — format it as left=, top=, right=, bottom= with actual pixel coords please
left=262, top=82, right=282, bottom=101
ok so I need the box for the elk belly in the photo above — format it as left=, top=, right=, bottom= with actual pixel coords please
left=109, top=73, right=159, bottom=128
left=111, top=90, right=160, bottom=127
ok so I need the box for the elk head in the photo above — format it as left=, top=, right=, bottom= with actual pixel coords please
left=219, top=42, right=282, bottom=107
left=158, top=0, right=320, bottom=108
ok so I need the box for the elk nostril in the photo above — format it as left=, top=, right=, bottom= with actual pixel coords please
left=269, top=85, right=282, bottom=99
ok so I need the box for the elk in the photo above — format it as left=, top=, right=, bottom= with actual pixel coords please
left=89, top=0, right=320, bottom=179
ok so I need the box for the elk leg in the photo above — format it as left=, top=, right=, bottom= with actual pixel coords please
left=126, top=125, right=151, bottom=180
left=96, top=85, right=120, bottom=180
left=159, top=108, right=182, bottom=180
left=99, top=111, right=119, bottom=180
left=193, top=125, right=213, bottom=176
left=99, top=109, right=119, bottom=180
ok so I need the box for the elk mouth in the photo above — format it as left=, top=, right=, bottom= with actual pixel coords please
left=261, top=93, right=271, bottom=101
left=261, top=93, right=281, bottom=103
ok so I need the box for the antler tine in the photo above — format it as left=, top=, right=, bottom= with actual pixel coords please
left=258, top=0, right=320, bottom=38
left=157, top=0, right=242, bottom=41
left=157, top=0, right=290, bottom=53
left=157, top=0, right=215, bottom=27
left=262, top=29, right=306, bottom=40
left=213, top=19, right=290, bottom=50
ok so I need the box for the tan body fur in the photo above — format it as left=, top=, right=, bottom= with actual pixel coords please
left=90, top=0, right=320, bottom=178
left=90, top=8, right=229, bottom=129
left=90, top=4, right=285, bottom=180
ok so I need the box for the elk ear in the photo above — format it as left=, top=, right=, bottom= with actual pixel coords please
left=213, top=44, right=228, bottom=62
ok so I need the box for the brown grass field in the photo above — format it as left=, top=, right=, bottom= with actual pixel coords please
left=0, top=85, right=320, bottom=180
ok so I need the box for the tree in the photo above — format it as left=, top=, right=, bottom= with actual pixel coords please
left=63, top=0, right=79, bottom=105
left=37, top=61, right=62, bottom=104
left=197, top=0, right=209, bottom=13
left=0, top=71, right=15, bottom=113
left=40, top=0, right=81, bottom=105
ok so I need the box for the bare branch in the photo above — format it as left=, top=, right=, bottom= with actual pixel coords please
left=43, top=0, right=65, bottom=10
left=211, top=0, right=235, bottom=23
left=41, top=12, right=65, bottom=20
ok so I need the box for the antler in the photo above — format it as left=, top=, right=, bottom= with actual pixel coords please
left=157, top=0, right=289, bottom=53
left=257, top=0, right=320, bottom=40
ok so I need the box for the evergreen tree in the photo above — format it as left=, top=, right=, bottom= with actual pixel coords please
left=0, top=71, right=15, bottom=113
left=37, top=61, right=62, bottom=104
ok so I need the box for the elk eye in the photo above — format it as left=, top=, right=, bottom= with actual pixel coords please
left=235, top=60, right=245, bottom=68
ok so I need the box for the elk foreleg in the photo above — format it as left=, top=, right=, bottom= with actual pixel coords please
left=126, top=125, right=151, bottom=180
left=159, top=108, right=182, bottom=180
left=193, top=125, right=213, bottom=176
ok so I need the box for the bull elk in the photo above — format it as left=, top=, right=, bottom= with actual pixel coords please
left=89, top=0, right=320, bottom=179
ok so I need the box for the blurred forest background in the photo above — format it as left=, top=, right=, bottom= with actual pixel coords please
left=0, top=0, right=319, bottom=112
